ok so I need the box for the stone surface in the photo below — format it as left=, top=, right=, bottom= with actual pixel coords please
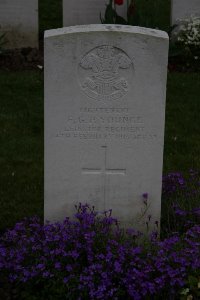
left=0, top=0, right=38, bottom=49
left=63, top=0, right=127, bottom=26
left=171, top=0, right=200, bottom=24
left=44, top=25, right=168, bottom=231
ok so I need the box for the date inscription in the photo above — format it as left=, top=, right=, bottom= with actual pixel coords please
left=56, top=107, right=157, bottom=141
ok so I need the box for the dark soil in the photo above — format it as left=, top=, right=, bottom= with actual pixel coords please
left=168, top=56, right=200, bottom=73
left=0, top=46, right=43, bottom=71
left=0, top=45, right=199, bottom=73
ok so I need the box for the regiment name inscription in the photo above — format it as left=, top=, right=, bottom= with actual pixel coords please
left=56, top=107, right=157, bottom=140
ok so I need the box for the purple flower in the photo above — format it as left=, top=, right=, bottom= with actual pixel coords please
left=0, top=203, right=199, bottom=299
left=114, top=261, right=122, bottom=273
left=54, top=262, right=61, bottom=270
left=142, top=193, right=148, bottom=205
left=142, top=193, right=148, bottom=199
left=173, top=205, right=188, bottom=216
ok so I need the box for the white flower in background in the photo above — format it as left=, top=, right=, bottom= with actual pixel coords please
left=176, top=16, right=200, bottom=48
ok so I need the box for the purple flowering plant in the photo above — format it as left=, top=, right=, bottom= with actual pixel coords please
left=0, top=201, right=200, bottom=300
left=161, top=169, right=200, bottom=236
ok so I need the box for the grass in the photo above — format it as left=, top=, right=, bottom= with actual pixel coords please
left=0, top=70, right=199, bottom=231
left=0, top=71, right=43, bottom=231
left=163, top=72, right=200, bottom=173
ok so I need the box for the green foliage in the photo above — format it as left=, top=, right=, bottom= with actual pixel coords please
left=39, top=0, right=62, bottom=37
left=13, top=281, right=74, bottom=300
left=180, top=275, right=200, bottom=300
left=101, top=0, right=127, bottom=25
left=133, top=0, right=159, bottom=28
left=102, top=0, right=170, bottom=31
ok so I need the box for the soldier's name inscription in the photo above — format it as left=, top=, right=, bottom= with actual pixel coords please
left=56, top=107, right=157, bottom=141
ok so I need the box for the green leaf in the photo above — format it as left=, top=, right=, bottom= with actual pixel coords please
left=115, top=15, right=127, bottom=25
left=188, top=275, right=198, bottom=287
left=104, top=4, right=116, bottom=24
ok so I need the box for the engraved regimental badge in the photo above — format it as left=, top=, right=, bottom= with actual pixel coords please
left=79, top=45, right=133, bottom=101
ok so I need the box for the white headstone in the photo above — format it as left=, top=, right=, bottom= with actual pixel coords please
left=0, top=0, right=38, bottom=49
left=44, top=25, right=168, bottom=231
left=171, top=0, right=200, bottom=24
left=63, top=0, right=127, bottom=27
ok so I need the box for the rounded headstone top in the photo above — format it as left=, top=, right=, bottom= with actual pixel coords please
left=44, top=24, right=168, bottom=40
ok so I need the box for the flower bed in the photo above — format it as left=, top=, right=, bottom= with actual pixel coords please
left=0, top=202, right=199, bottom=300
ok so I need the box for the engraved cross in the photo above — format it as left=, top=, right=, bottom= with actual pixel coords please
left=82, top=145, right=126, bottom=202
